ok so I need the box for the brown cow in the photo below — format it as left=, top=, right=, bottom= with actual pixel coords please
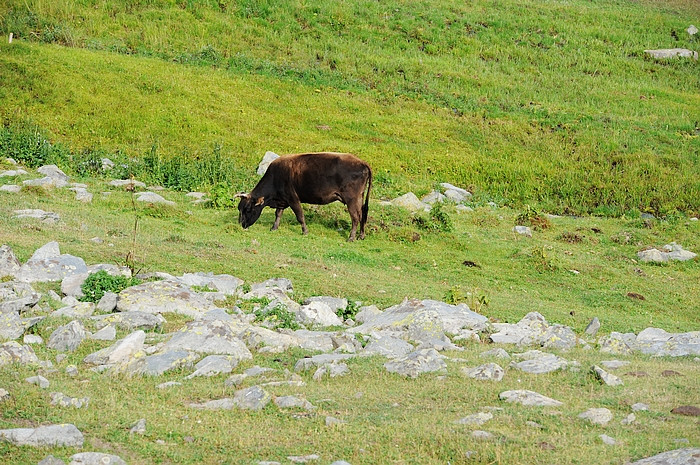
left=237, top=152, right=372, bottom=241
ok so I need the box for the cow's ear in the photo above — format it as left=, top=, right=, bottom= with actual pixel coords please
left=255, top=196, right=265, bottom=206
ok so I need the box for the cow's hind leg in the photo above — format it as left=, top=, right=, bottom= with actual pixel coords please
left=271, top=208, right=284, bottom=231
left=346, top=198, right=363, bottom=242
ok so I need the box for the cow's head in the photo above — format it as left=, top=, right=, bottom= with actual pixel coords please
left=236, top=193, right=265, bottom=229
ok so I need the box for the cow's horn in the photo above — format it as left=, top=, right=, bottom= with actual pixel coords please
left=233, top=192, right=249, bottom=199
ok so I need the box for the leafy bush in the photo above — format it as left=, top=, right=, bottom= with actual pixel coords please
left=336, top=300, right=360, bottom=321
left=413, top=203, right=453, bottom=233
left=80, top=270, right=141, bottom=303
left=516, top=205, right=552, bottom=231
left=254, top=304, right=300, bottom=330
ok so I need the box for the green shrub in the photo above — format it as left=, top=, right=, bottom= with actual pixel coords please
left=413, top=203, right=453, bottom=233
left=80, top=270, right=141, bottom=303
left=254, top=304, right=300, bottom=330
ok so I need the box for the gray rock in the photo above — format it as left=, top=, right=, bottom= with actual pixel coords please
left=257, top=151, right=280, bottom=176
left=391, top=192, right=429, bottom=212
left=304, top=296, right=348, bottom=313
left=91, top=325, right=116, bottom=341
left=592, top=365, right=623, bottom=386
left=384, top=348, right=447, bottom=378
left=60, top=273, right=88, bottom=298
left=177, top=272, right=243, bottom=296
left=94, top=292, right=118, bottom=314
left=287, top=455, right=320, bottom=463
left=632, top=403, right=649, bottom=412
left=585, top=317, right=601, bottom=338
left=510, top=350, right=571, bottom=374
left=0, top=388, right=9, bottom=401
left=70, top=187, right=93, bottom=203
left=421, top=191, right=446, bottom=205
left=241, top=326, right=298, bottom=353
left=0, top=184, right=21, bottom=193
left=26, top=375, right=50, bottom=389
left=125, top=350, right=197, bottom=376
left=66, top=365, right=78, bottom=377
left=24, top=334, right=43, bottom=344
left=440, top=183, right=472, bottom=201
left=499, top=390, right=563, bottom=407
left=294, top=353, right=357, bottom=372
left=463, top=363, right=504, bottom=381
left=0, top=312, right=25, bottom=340
left=274, top=395, right=315, bottom=411
left=83, top=330, right=145, bottom=367
left=313, top=362, right=349, bottom=380
left=638, top=243, right=697, bottom=263
left=0, top=169, right=28, bottom=177
left=50, top=392, right=89, bottom=408
left=68, top=452, right=126, bottom=465
left=627, top=448, right=700, bottom=465
left=471, top=430, right=494, bottom=441
left=363, top=336, right=414, bottom=359
left=136, top=191, right=176, bottom=205
left=578, top=407, right=613, bottom=426
left=599, top=332, right=635, bottom=355
left=600, top=434, right=617, bottom=446
left=689, top=25, right=698, bottom=36
left=480, top=348, right=510, bottom=359
left=0, top=244, right=21, bottom=278
left=621, top=413, right=636, bottom=425
left=0, top=281, right=42, bottom=313
left=644, top=49, right=698, bottom=60
left=538, top=324, right=578, bottom=351
left=191, top=386, right=271, bottom=411
left=51, top=302, right=95, bottom=319
left=91, top=311, right=165, bottom=331
left=185, top=354, right=240, bottom=378
left=297, top=301, right=343, bottom=327
left=38, top=455, right=66, bottom=465
left=22, top=176, right=68, bottom=189
left=47, top=321, right=87, bottom=352
left=513, top=225, right=532, bottom=237
left=0, top=341, right=39, bottom=366
left=16, top=242, right=87, bottom=283
left=37, top=165, right=69, bottom=182
left=291, top=329, right=336, bottom=352
left=163, top=320, right=252, bottom=360
left=489, top=311, right=550, bottom=345
left=117, top=279, right=215, bottom=317
left=325, top=416, right=346, bottom=427
left=635, top=328, right=700, bottom=357
left=0, top=424, right=84, bottom=447
left=130, top=418, right=146, bottom=435
left=454, top=412, right=493, bottom=426
left=354, top=305, right=382, bottom=324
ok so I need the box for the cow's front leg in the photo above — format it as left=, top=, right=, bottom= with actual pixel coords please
left=271, top=208, right=284, bottom=231
left=289, top=201, right=308, bottom=235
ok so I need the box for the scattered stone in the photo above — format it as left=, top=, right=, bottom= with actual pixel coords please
left=454, top=412, right=493, bottom=426
left=0, top=388, right=9, bottom=401
left=480, top=348, right=510, bottom=359
left=16, top=242, right=87, bottom=283
left=68, top=452, right=127, bottom=465
left=325, top=416, right=346, bottom=427
left=599, top=332, right=634, bottom=355
left=0, top=244, right=21, bottom=278
left=117, top=279, right=215, bottom=317
left=91, top=311, right=165, bottom=332
left=631, top=403, right=649, bottom=412
left=422, top=191, right=446, bottom=205
left=70, top=187, right=93, bottom=203
left=91, top=325, right=116, bottom=341
left=109, top=179, right=146, bottom=189
left=592, top=365, right=623, bottom=386
left=47, top=320, right=87, bottom=352
left=644, top=49, right=699, bottom=60
left=313, top=362, right=349, bottom=380
left=363, top=336, right=414, bottom=359
left=670, top=406, right=700, bottom=417
left=38, top=455, right=66, bottom=465
left=0, top=341, right=39, bottom=366
left=0, top=184, right=21, bottom=193
left=130, top=418, right=146, bottom=435
left=287, top=455, right=320, bottom=464
left=688, top=25, right=698, bottom=36
left=0, top=169, right=28, bottom=177
left=621, top=413, right=636, bottom=425
left=52, top=302, right=95, bottom=319
left=126, top=350, right=197, bottom=376
left=391, top=192, right=429, bottom=212
left=635, top=327, right=700, bottom=357
left=50, top=392, right=89, bottom=408
left=578, top=408, right=613, bottom=426
left=0, top=312, right=25, bottom=340
left=257, top=151, right=280, bottom=176
left=37, top=165, right=69, bottom=183
left=510, top=350, right=572, bottom=374
left=384, top=348, right=447, bottom=378
left=600, top=434, right=617, bottom=446
left=0, top=424, right=84, bottom=447
left=638, top=243, right=697, bottom=263
left=499, top=390, right=563, bottom=407
left=463, top=363, right=504, bottom=381
left=26, top=375, right=50, bottom=389
left=584, top=317, right=601, bottom=338
left=297, top=301, right=343, bottom=327
left=23, top=334, right=43, bottom=345
left=83, top=330, right=146, bottom=367
left=471, top=430, right=494, bottom=441
left=163, top=320, right=252, bottom=360
left=274, top=395, right=315, bottom=411
left=513, top=225, right=532, bottom=237
left=185, top=355, right=240, bottom=378
left=628, top=448, right=700, bottom=465
left=66, top=365, right=78, bottom=377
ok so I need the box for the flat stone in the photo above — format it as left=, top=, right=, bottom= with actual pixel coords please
left=384, top=348, right=447, bottom=378
left=50, top=392, right=89, bottom=408
left=462, top=363, right=504, bottom=381
left=16, top=242, right=87, bottom=283
left=91, top=325, right=116, bottom=341
left=91, top=311, right=166, bottom=331
left=585, top=317, right=601, bottom=338
left=0, top=184, right=21, bottom=193
left=627, top=448, right=700, bottom=465
left=510, top=350, right=571, bottom=374
left=68, top=452, right=127, bottom=465
left=177, top=272, right=243, bottom=296
left=0, top=244, right=21, bottom=278
left=0, top=424, right=84, bottom=447
left=37, top=165, right=69, bottom=182
left=363, top=336, right=414, bottom=359
left=391, top=192, right=429, bottom=212
left=38, top=455, right=66, bottom=465
left=513, top=225, right=532, bottom=237
left=600, top=434, right=617, bottom=446
left=47, top=321, right=87, bottom=352
left=26, top=375, right=49, bottom=389
left=274, top=395, right=315, bottom=411
left=578, top=407, right=613, bottom=426
left=162, top=320, right=252, bottom=360
left=644, top=48, right=698, bottom=60
left=117, top=279, right=215, bottom=318
left=83, top=330, right=145, bottom=367
left=0, top=341, right=39, bottom=366
left=0, top=281, right=40, bottom=313
left=296, top=301, right=343, bottom=327
left=313, top=362, right=349, bottom=380
left=454, top=412, right=493, bottom=426
left=287, top=455, right=320, bottom=463
left=0, top=312, right=25, bottom=340
left=125, top=350, right=197, bottom=376
left=592, top=365, right=623, bottom=386
left=632, top=403, right=649, bottom=412
left=51, top=302, right=95, bottom=319
left=499, top=390, right=563, bottom=407
left=185, top=354, right=240, bottom=378
left=480, top=348, right=510, bottom=359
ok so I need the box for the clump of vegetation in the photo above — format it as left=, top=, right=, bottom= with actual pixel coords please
left=208, top=182, right=235, bottom=209
left=413, top=203, right=453, bottom=233
left=79, top=270, right=141, bottom=303
left=529, top=246, right=560, bottom=273
left=516, top=205, right=552, bottom=231
left=557, top=231, right=584, bottom=243
left=336, top=300, right=360, bottom=321
left=254, top=303, right=300, bottom=330
left=444, top=286, right=490, bottom=313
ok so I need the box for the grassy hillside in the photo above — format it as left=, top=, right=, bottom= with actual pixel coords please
left=1, top=0, right=699, bottom=215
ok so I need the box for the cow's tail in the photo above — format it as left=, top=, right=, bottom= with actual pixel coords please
left=361, top=166, right=372, bottom=226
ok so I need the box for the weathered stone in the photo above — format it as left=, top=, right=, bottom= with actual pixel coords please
left=363, top=336, right=414, bottom=359
left=354, top=305, right=382, bottom=324
left=22, top=176, right=68, bottom=189
left=0, top=184, right=21, bottom=193
left=125, top=350, right=197, bottom=376
left=480, top=348, right=510, bottom=359
left=463, top=363, right=504, bottom=381
left=294, top=353, right=357, bottom=372
left=50, top=392, right=89, bottom=408
left=0, top=424, right=84, bottom=447
left=627, top=448, right=700, bottom=464
left=599, top=332, right=635, bottom=355
left=95, top=292, right=118, bottom=313
left=644, top=49, right=698, bottom=60
left=384, top=348, right=447, bottom=378
left=241, top=326, right=298, bottom=353
left=538, top=324, right=577, bottom=351
left=178, top=272, right=242, bottom=296
left=621, top=413, right=636, bottom=425
left=510, top=350, right=571, bottom=374
left=0, top=388, right=9, bottom=401
left=274, top=395, right=315, bottom=411
left=163, top=320, right=252, bottom=360
left=297, top=301, right=343, bottom=327
left=585, top=317, right=601, bottom=338
left=600, top=434, right=617, bottom=446
left=313, top=362, right=349, bottom=380
left=422, top=190, right=446, bottom=205
left=0, top=169, right=28, bottom=177
left=635, top=328, right=700, bottom=357
left=70, top=187, right=93, bottom=203
left=0, top=245, right=21, bottom=278
left=37, top=165, right=69, bottom=182
left=68, top=452, right=127, bottom=465
left=304, top=296, right=348, bottom=313
left=257, top=151, right=280, bottom=175
left=38, top=455, right=66, bottom=465
left=83, top=330, right=145, bottom=366
left=91, top=311, right=165, bottom=331
left=0, top=341, right=39, bottom=366
left=24, top=334, right=42, bottom=344
left=117, top=279, right=215, bottom=317
left=185, top=355, right=240, bottom=378
left=0, top=281, right=41, bottom=313
left=0, top=312, right=25, bottom=340
left=26, top=375, right=49, bottom=389
left=135, top=191, right=176, bottom=206
left=592, top=365, right=623, bottom=386
left=16, top=242, right=87, bottom=283
left=489, top=312, right=549, bottom=345
left=578, top=408, right=613, bottom=426
left=454, top=412, right=493, bottom=426
left=91, top=325, right=116, bottom=341
left=391, top=192, right=429, bottom=212
left=51, top=302, right=95, bottom=319
left=47, top=320, right=86, bottom=353
left=499, top=390, right=563, bottom=407
left=130, top=418, right=146, bottom=435
left=513, top=225, right=532, bottom=237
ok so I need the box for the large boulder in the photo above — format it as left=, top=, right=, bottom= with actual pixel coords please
left=0, top=424, right=84, bottom=447
left=0, top=282, right=41, bottom=313
left=47, top=320, right=87, bottom=352
left=162, top=319, right=253, bottom=361
left=0, top=341, right=39, bottom=366
left=16, top=242, right=87, bottom=283
left=117, top=279, right=215, bottom=318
